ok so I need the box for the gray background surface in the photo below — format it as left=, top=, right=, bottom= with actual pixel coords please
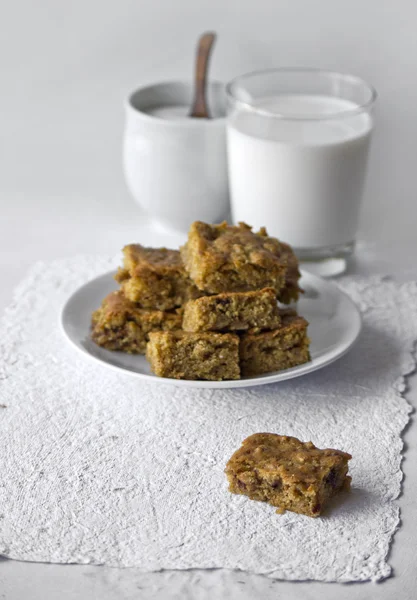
left=1, top=1, right=417, bottom=598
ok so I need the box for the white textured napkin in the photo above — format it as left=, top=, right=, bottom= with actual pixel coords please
left=0, top=257, right=415, bottom=582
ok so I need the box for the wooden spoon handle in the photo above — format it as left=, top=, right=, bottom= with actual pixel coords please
left=189, top=32, right=217, bottom=118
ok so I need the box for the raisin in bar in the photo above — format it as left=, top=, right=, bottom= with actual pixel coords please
left=146, top=331, right=240, bottom=381
left=239, top=310, right=310, bottom=376
left=225, top=433, right=351, bottom=517
left=91, top=291, right=182, bottom=354
left=116, top=244, right=202, bottom=311
left=180, top=221, right=289, bottom=294
left=182, top=288, right=281, bottom=332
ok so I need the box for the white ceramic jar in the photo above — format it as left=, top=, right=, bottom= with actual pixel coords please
left=123, top=81, right=229, bottom=232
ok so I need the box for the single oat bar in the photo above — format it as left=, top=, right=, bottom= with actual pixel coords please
left=91, top=291, right=182, bottom=354
left=181, top=221, right=289, bottom=294
left=182, top=288, right=281, bottom=332
left=239, top=310, right=310, bottom=376
left=225, top=433, right=351, bottom=517
left=116, top=244, right=202, bottom=310
left=146, top=331, right=240, bottom=381
left=240, top=340, right=310, bottom=377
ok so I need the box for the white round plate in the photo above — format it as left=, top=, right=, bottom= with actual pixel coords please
left=60, top=270, right=361, bottom=389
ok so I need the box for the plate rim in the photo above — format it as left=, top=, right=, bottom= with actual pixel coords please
left=60, top=269, right=362, bottom=389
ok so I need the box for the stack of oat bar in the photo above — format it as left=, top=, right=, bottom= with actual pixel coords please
left=91, top=245, right=199, bottom=354
left=91, top=221, right=311, bottom=380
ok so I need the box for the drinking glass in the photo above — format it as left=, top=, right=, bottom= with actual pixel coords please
left=226, top=68, right=377, bottom=271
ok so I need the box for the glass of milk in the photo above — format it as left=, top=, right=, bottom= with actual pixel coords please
left=124, top=81, right=229, bottom=233
left=226, top=69, right=376, bottom=270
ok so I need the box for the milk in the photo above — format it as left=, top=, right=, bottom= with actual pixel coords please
left=227, top=95, right=372, bottom=249
left=146, top=105, right=190, bottom=119
left=147, top=104, right=224, bottom=120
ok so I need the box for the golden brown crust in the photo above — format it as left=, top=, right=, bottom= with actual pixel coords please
left=146, top=331, right=240, bottom=381
left=123, top=244, right=184, bottom=274
left=182, top=287, right=281, bottom=332
left=181, top=221, right=289, bottom=294
left=225, top=433, right=351, bottom=517
left=116, top=245, right=202, bottom=310
left=91, top=291, right=182, bottom=354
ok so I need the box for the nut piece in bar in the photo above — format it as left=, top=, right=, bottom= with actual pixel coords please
left=225, top=433, right=351, bottom=517
left=91, top=291, right=182, bottom=354
left=239, top=310, right=310, bottom=376
left=180, top=221, right=289, bottom=294
left=116, top=244, right=202, bottom=310
left=146, top=331, right=240, bottom=381
left=182, top=288, right=281, bottom=332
